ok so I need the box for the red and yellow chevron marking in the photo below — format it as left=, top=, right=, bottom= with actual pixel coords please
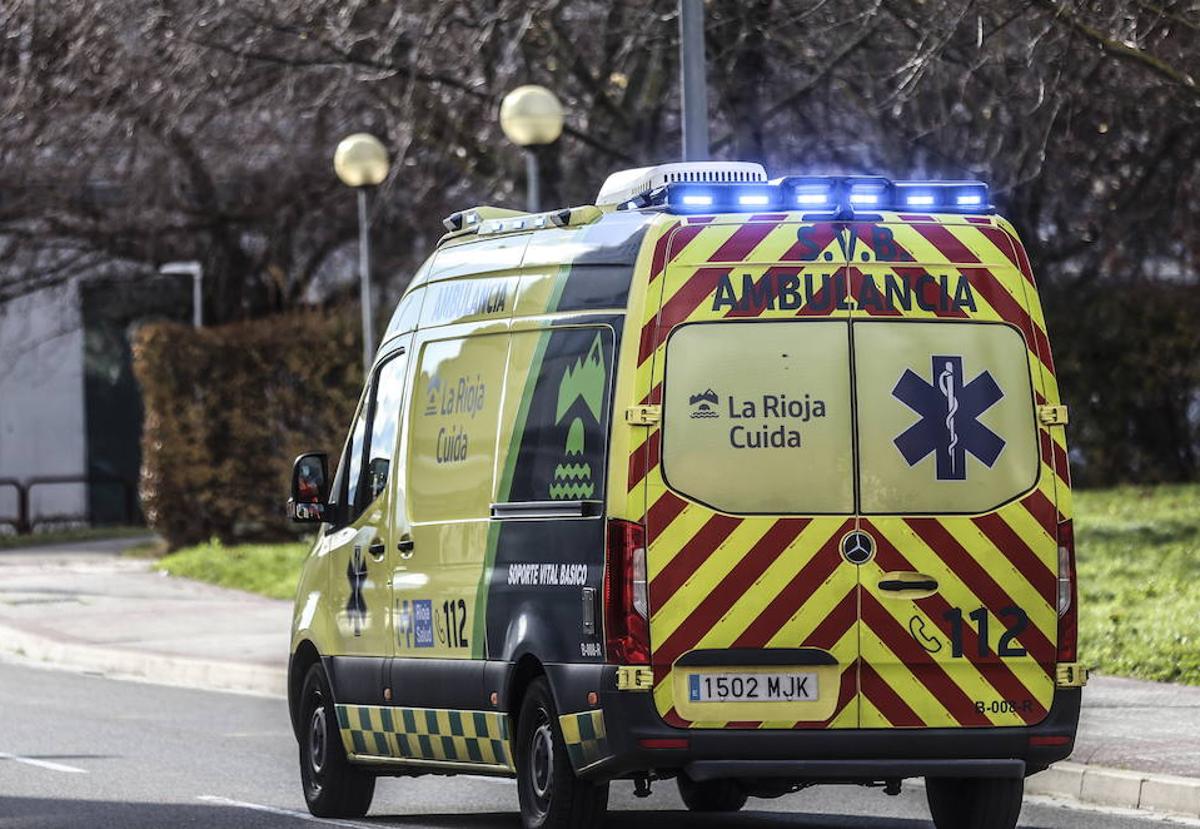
left=623, top=211, right=1069, bottom=730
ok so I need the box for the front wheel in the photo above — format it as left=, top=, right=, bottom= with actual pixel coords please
left=926, top=776, right=1024, bottom=829
left=298, top=663, right=375, bottom=818
left=677, top=772, right=747, bottom=812
left=515, top=677, right=608, bottom=829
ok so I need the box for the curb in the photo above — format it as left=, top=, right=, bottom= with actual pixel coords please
left=1028, top=761, right=1200, bottom=819
left=0, top=621, right=286, bottom=698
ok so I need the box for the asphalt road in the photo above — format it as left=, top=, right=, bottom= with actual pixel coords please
left=0, top=660, right=1192, bottom=829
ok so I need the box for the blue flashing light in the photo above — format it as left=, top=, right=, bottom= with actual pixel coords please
left=657, top=176, right=991, bottom=215
left=893, top=180, right=991, bottom=213
left=662, top=183, right=783, bottom=213
left=788, top=177, right=833, bottom=208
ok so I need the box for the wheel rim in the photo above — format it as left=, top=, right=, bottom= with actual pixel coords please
left=529, top=714, right=554, bottom=808
left=308, top=696, right=328, bottom=782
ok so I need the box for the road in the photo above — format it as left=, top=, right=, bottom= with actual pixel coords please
left=0, top=660, right=1193, bottom=829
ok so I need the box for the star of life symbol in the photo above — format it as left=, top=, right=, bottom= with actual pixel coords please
left=892, top=355, right=1005, bottom=481
left=346, top=545, right=368, bottom=636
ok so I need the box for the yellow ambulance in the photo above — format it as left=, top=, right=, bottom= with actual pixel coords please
left=286, top=161, right=1085, bottom=829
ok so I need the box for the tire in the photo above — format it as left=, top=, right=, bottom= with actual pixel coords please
left=298, top=663, right=375, bottom=818
left=926, top=776, right=1024, bottom=829
left=677, top=772, right=748, bottom=812
left=515, top=677, right=609, bottom=829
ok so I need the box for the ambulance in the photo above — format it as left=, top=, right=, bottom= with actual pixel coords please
left=285, top=161, right=1085, bottom=829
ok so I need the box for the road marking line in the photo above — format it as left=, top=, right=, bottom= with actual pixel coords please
left=0, top=752, right=87, bottom=774
left=196, top=796, right=376, bottom=827
left=462, top=774, right=516, bottom=786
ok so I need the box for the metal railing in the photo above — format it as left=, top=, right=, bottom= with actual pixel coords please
left=0, top=475, right=138, bottom=534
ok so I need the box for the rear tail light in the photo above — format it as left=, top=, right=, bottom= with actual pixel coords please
left=639, top=738, right=689, bottom=750
left=1056, top=519, right=1078, bottom=662
left=605, top=519, right=650, bottom=664
left=1029, top=735, right=1071, bottom=747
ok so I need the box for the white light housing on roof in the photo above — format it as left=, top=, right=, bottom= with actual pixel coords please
left=595, top=161, right=768, bottom=207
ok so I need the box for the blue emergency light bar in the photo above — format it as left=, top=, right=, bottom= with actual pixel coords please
left=654, top=176, right=991, bottom=215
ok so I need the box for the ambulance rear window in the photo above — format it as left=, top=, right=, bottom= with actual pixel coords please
left=854, top=320, right=1039, bottom=514
left=660, top=320, right=855, bottom=514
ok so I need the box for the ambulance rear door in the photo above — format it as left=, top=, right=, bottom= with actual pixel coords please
left=634, top=215, right=859, bottom=730
left=849, top=216, right=1059, bottom=729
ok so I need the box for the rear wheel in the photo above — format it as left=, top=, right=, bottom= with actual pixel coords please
left=926, top=776, right=1024, bottom=829
left=515, top=677, right=609, bottom=829
left=677, top=772, right=747, bottom=812
left=298, top=663, right=375, bottom=818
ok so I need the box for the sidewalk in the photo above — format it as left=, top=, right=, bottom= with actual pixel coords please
left=1, top=539, right=1199, bottom=818
left=0, top=537, right=288, bottom=695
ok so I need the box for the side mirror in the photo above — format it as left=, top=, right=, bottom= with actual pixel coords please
left=288, top=452, right=329, bottom=523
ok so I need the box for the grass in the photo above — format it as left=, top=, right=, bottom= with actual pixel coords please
left=155, top=537, right=311, bottom=600
left=1075, top=483, right=1200, bottom=686
left=0, top=525, right=151, bottom=550
left=151, top=484, right=1200, bottom=685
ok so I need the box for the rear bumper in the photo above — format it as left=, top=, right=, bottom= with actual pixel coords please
left=547, top=664, right=1080, bottom=783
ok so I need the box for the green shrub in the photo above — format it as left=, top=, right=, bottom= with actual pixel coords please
left=132, top=312, right=361, bottom=549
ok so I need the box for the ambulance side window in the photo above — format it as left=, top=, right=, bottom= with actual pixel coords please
left=364, top=352, right=409, bottom=504
left=503, top=327, right=613, bottom=503
left=328, top=350, right=408, bottom=526
left=329, top=398, right=368, bottom=525
left=408, top=333, right=507, bottom=522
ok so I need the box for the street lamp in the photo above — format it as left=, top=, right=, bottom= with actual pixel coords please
left=334, top=132, right=390, bottom=376
left=159, top=261, right=203, bottom=328
left=500, top=85, right=564, bottom=212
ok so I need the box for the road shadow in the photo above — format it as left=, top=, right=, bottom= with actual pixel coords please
left=0, top=797, right=1059, bottom=829
left=364, top=810, right=934, bottom=828
left=365, top=808, right=1057, bottom=829
left=0, top=797, right=303, bottom=828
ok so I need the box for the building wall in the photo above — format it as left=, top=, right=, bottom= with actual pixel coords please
left=0, top=282, right=87, bottom=526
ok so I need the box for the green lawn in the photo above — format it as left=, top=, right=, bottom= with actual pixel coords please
left=155, top=538, right=312, bottom=600
left=1075, top=483, right=1200, bottom=685
left=153, top=484, right=1200, bottom=685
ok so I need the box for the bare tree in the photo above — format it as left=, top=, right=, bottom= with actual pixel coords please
left=1, top=0, right=1197, bottom=480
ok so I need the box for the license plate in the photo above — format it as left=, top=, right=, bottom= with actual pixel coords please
left=687, top=671, right=819, bottom=703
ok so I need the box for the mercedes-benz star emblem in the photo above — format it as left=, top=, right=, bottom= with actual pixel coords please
left=840, top=530, right=875, bottom=565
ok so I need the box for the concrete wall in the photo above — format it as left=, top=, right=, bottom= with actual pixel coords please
left=0, top=282, right=87, bottom=526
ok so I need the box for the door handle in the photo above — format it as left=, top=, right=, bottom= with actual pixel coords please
left=368, top=542, right=386, bottom=558
left=397, top=538, right=415, bottom=557
left=879, top=576, right=938, bottom=592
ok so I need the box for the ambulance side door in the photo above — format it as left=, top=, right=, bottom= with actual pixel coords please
left=325, top=345, right=410, bottom=676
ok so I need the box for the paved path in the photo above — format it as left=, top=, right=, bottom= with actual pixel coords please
left=1, top=660, right=1188, bottom=829
left=0, top=537, right=289, bottom=693
left=1074, top=675, right=1200, bottom=777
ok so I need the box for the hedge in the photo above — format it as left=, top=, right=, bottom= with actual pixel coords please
left=132, top=312, right=362, bottom=549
